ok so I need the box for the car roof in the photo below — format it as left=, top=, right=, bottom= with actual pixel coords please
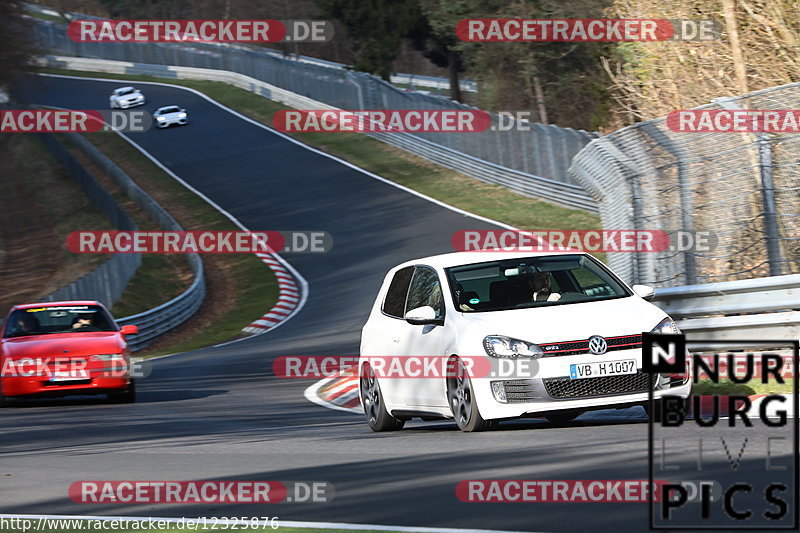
left=11, top=300, right=102, bottom=310
left=157, top=106, right=180, bottom=111
left=116, top=86, right=135, bottom=91
left=395, top=249, right=590, bottom=270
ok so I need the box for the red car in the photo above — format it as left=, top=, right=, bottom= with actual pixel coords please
left=0, top=301, right=138, bottom=406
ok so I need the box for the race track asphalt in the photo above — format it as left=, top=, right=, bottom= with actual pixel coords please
left=1, top=75, right=794, bottom=533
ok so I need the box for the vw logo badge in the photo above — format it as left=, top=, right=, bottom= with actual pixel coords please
left=588, top=335, right=608, bottom=355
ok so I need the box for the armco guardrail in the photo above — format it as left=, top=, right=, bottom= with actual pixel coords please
left=37, top=55, right=598, bottom=212
left=31, top=13, right=598, bottom=210
left=652, top=274, right=800, bottom=345
left=61, top=132, right=205, bottom=351
left=22, top=2, right=477, bottom=94
left=38, top=132, right=142, bottom=307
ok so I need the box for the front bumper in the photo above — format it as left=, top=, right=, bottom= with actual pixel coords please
left=1, top=375, right=130, bottom=398
left=119, top=99, right=145, bottom=109
left=473, top=349, right=691, bottom=420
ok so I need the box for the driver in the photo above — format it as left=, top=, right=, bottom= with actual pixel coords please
left=528, top=271, right=561, bottom=302
left=71, top=313, right=95, bottom=330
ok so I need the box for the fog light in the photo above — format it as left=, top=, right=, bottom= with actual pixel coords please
left=491, top=381, right=507, bottom=403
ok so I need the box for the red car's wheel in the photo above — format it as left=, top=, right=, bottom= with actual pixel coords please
left=109, top=379, right=136, bottom=404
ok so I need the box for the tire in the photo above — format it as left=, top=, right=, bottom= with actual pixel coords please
left=447, top=357, right=497, bottom=432
left=0, top=382, right=9, bottom=408
left=545, top=411, right=581, bottom=424
left=109, top=379, right=136, bottom=404
left=360, top=363, right=404, bottom=432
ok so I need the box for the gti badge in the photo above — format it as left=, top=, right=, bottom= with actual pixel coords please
left=588, top=335, right=608, bottom=354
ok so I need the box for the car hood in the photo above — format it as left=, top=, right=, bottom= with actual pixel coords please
left=457, top=296, right=668, bottom=343
left=1, top=332, right=125, bottom=358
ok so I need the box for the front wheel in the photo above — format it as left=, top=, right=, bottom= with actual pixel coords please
left=109, top=379, right=136, bottom=404
left=447, top=357, right=497, bottom=432
left=360, top=363, right=404, bottom=432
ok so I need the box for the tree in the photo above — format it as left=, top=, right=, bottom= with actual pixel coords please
left=411, top=0, right=472, bottom=102
left=315, top=0, right=427, bottom=80
left=0, top=2, right=37, bottom=94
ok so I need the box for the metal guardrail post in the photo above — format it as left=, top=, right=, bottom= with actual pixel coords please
left=641, top=123, right=697, bottom=285
left=757, top=133, right=783, bottom=276
left=714, top=97, right=783, bottom=277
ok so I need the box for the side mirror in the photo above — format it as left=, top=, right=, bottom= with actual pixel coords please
left=632, top=284, right=655, bottom=301
left=120, top=325, right=139, bottom=336
left=404, top=306, right=442, bottom=326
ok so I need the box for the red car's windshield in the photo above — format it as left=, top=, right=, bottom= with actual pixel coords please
left=3, top=305, right=117, bottom=338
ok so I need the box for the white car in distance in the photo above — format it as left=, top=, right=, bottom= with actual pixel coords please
left=109, top=86, right=145, bottom=109
left=153, top=106, right=188, bottom=128
left=359, top=251, right=691, bottom=432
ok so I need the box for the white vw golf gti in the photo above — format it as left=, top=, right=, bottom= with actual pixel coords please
left=359, top=251, right=691, bottom=432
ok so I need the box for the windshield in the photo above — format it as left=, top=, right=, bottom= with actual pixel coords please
left=118, top=88, right=134, bottom=95
left=2, top=305, right=117, bottom=338
left=160, top=106, right=180, bottom=113
left=445, top=254, right=631, bottom=312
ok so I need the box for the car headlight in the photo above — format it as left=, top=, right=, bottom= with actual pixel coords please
left=92, top=354, right=124, bottom=361
left=178, top=113, right=187, bottom=118
left=651, top=317, right=680, bottom=334
left=483, top=335, right=543, bottom=358
left=157, top=116, right=165, bottom=121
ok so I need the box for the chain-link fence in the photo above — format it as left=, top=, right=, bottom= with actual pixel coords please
left=30, top=18, right=597, bottom=209
left=570, top=83, right=800, bottom=287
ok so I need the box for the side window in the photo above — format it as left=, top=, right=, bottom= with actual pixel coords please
left=406, top=267, right=444, bottom=319
left=382, top=266, right=414, bottom=318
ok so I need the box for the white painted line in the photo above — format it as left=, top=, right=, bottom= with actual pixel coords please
left=38, top=72, right=516, bottom=231
left=0, top=514, right=541, bottom=533
left=36, top=74, right=310, bottom=350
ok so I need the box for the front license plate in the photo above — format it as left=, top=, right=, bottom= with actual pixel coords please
left=50, top=370, right=89, bottom=381
left=569, top=360, right=636, bottom=380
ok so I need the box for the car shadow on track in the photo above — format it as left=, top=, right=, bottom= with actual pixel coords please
left=2, top=388, right=227, bottom=408
left=392, top=406, right=650, bottom=432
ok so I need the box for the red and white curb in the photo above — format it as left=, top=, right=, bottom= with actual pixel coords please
left=242, top=251, right=302, bottom=334
left=305, top=374, right=363, bottom=414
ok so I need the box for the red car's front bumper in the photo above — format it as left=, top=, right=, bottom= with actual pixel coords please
left=2, top=374, right=130, bottom=397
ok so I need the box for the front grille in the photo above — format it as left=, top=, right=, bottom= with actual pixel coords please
left=543, top=370, right=654, bottom=399
left=540, top=334, right=642, bottom=356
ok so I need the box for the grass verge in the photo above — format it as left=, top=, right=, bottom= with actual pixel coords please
left=692, top=379, right=795, bottom=396
left=0, top=135, right=112, bottom=312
